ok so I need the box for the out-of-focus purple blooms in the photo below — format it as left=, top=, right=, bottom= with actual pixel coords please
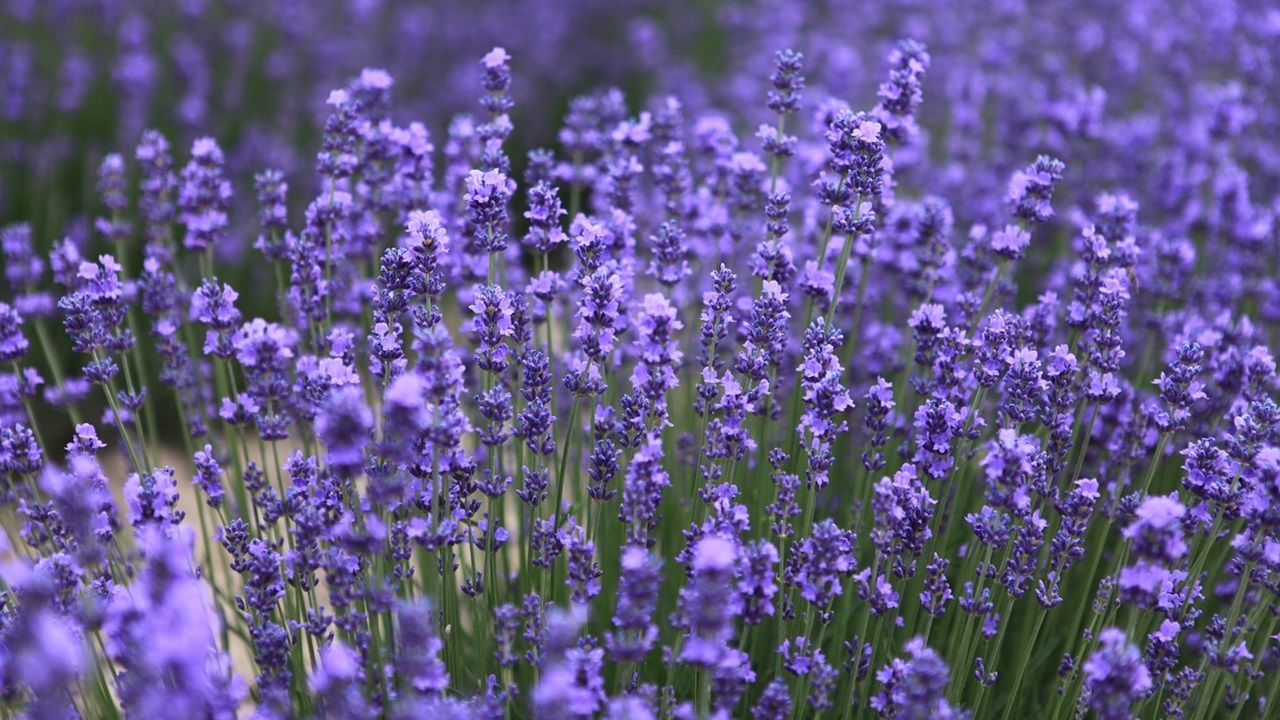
left=478, top=47, right=514, bottom=171
left=645, top=221, right=690, bottom=287
left=871, top=638, right=963, bottom=719
left=1122, top=494, right=1188, bottom=563
left=395, top=600, right=449, bottom=696
left=607, top=546, right=662, bottom=662
left=990, top=223, right=1031, bottom=261
left=95, top=153, right=131, bottom=243
left=253, top=169, right=290, bottom=262
left=1, top=223, right=53, bottom=320
left=675, top=535, right=741, bottom=668
left=532, top=607, right=604, bottom=718
left=316, top=385, right=372, bottom=478
left=739, top=540, right=779, bottom=625
left=105, top=528, right=243, bottom=718
left=311, top=641, right=370, bottom=718
left=1, top=563, right=86, bottom=718
left=753, top=679, right=793, bottom=719
left=135, top=130, right=176, bottom=248
left=1082, top=628, right=1152, bottom=720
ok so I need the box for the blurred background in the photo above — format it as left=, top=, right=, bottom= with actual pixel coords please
left=6, top=0, right=1278, bottom=237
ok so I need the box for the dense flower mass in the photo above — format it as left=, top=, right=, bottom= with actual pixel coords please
left=1, top=2, right=1280, bottom=718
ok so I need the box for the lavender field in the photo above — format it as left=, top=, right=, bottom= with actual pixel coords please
left=2, top=1, right=1280, bottom=718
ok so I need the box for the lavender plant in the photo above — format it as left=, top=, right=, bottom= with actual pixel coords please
left=1, top=5, right=1280, bottom=718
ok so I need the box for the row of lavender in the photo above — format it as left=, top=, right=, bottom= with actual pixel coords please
left=1, top=31, right=1279, bottom=720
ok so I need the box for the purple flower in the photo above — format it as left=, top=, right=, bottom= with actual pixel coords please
left=753, top=679, right=793, bottom=719
left=1083, top=628, right=1152, bottom=720
left=1122, top=494, right=1188, bottom=562
left=871, top=638, right=962, bottom=719
left=573, top=267, right=625, bottom=367
left=793, top=520, right=856, bottom=616
left=630, top=292, right=684, bottom=416
left=135, top=130, right=176, bottom=247
left=316, top=386, right=372, bottom=478
left=767, top=49, right=805, bottom=118
left=645, top=221, right=690, bottom=287
left=178, top=137, right=231, bottom=252
left=558, top=516, right=601, bottom=605
left=253, top=169, right=290, bottom=262
left=871, top=464, right=935, bottom=576
left=1007, top=155, right=1065, bottom=225
left=124, top=467, right=185, bottom=532
left=192, top=444, right=224, bottom=508
left=739, top=540, right=780, bottom=625
left=1151, top=341, right=1207, bottom=433
left=523, top=181, right=567, bottom=254
left=607, top=546, right=662, bottom=662
left=872, top=40, right=930, bottom=145
left=465, top=168, right=515, bottom=254
left=532, top=608, right=604, bottom=717
left=825, top=110, right=885, bottom=198
left=912, top=399, right=964, bottom=480
left=675, top=535, right=741, bottom=667
left=990, top=223, right=1031, bottom=261
left=980, top=428, right=1041, bottom=515
left=798, top=320, right=854, bottom=489
left=620, top=438, right=670, bottom=548
left=311, top=641, right=370, bottom=718
left=191, top=279, right=241, bottom=358
left=2, top=564, right=86, bottom=717
left=0, top=302, right=29, bottom=362
left=95, top=153, right=131, bottom=243
left=105, top=528, right=243, bottom=718
left=395, top=600, right=449, bottom=696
